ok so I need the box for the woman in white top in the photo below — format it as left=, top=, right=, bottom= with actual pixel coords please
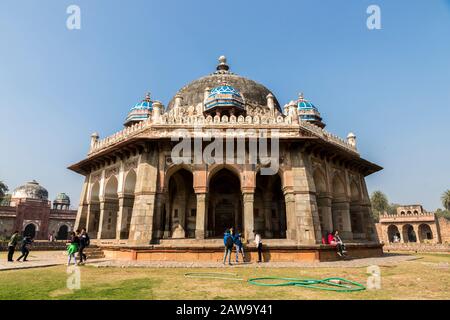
left=254, top=233, right=262, bottom=263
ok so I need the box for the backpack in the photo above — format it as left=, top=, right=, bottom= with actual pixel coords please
left=225, top=235, right=233, bottom=248
left=85, top=234, right=90, bottom=247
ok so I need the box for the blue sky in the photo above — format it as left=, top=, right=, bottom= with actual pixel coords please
left=0, top=0, right=449, bottom=210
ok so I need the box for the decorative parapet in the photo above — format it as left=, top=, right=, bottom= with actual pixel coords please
left=88, top=114, right=358, bottom=156
left=379, top=211, right=436, bottom=223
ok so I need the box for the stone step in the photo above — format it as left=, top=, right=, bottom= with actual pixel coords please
left=83, top=246, right=105, bottom=259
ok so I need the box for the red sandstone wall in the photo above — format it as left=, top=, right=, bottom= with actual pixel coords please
left=437, top=217, right=450, bottom=243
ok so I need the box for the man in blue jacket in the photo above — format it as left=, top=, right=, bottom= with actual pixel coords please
left=223, top=229, right=234, bottom=265
left=233, top=232, right=245, bottom=263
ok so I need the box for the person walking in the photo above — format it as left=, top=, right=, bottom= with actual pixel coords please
left=7, top=231, right=20, bottom=262
left=17, top=235, right=33, bottom=262
left=254, top=233, right=263, bottom=263
left=223, top=229, right=234, bottom=266
left=67, top=231, right=80, bottom=266
left=233, top=232, right=245, bottom=263
left=78, top=228, right=90, bottom=264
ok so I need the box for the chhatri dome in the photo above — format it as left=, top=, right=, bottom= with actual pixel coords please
left=297, top=93, right=325, bottom=128
left=53, top=192, right=71, bottom=210
left=12, top=180, right=48, bottom=201
left=204, top=80, right=245, bottom=116
left=124, top=92, right=153, bottom=126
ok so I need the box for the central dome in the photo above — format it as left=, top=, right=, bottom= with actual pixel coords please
left=12, top=180, right=48, bottom=201
left=167, top=56, right=281, bottom=112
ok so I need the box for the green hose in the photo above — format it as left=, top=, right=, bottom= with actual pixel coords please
left=248, top=277, right=366, bottom=292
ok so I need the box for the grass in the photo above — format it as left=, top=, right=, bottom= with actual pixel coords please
left=0, top=253, right=449, bottom=300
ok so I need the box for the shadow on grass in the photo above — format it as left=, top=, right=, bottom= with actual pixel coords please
left=55, top=278, right=162, bottom=300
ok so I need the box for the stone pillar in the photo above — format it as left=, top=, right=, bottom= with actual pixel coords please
left=284, top=192, right=297, bottom=241
left=74, top=176, right=89, bottom=230
left=243, top=192, right=255, bottom=241
left=317, top=196, right=333, bottom=234
left=285, top=151, right=323, bottom=244
left=154, top=193, right=165, bottom=239
left=128, top=147, right=158, bottom=244
left=412, top=224, right=419, bottom=243
left=163, top=195, right=171, bottom=238
left=116, top=194, right=134, bottom=240
left=195, top=193, right=207, bottom=239
left=430, top=223, right=440, bottom=244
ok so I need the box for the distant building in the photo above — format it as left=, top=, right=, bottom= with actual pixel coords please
left=376, top=205, right=450, bottom=244
left=0, top=180, right=76, bottom=240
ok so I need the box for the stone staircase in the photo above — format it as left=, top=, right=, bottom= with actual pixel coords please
left=84, top=245, right=105, bottom=260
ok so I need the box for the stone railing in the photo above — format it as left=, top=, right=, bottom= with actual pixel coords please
left=90, top=120, right=150, bottom=154
left=89, top=114, right=358, bottom=155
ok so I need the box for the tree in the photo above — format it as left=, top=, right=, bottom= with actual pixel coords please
left=441, top=190, right=450, bottom=211
left=436, top=208, right=450, bottom=220
left=370, top=191, right=389, bottom=222
left=0, top=181, right=8, bottom=199
left=388, top=203, right=400, bottom=215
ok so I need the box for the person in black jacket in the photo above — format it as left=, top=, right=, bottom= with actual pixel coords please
left=78, top=228, right=90, bottom=264
left=7, top=231, right=19, bottom=262
left=17, top=235, right=33, bottom=262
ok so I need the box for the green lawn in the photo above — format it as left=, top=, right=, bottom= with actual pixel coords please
left=0, top=253, right=449, bottom=300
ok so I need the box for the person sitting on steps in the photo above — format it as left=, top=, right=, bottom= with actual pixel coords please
left=328, top=230, right=347, bottom=257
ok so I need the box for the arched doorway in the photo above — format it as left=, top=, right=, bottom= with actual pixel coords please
left=56, top=225, right=69, bottom=240
left=208, top=168, right=242, bottom=237
left=387, top=225, right=400, bottom=243
left=350, top=180, right=364, bottom=239
left=23, top=224, right=36, bottom=238
left=313, top=169, right=332, bottom=236
left=120, top=170, right=136, bottom=240
left=165, top=169, right=196, bottom=238
left=255, top=172, right=286, bottom=238
left=100, top=176, right=119, bottom=239
left=402, top=224, right=417, bottom=243
left=418, top=224, right=433, bottom=243
left=88, top=181, right=100, bottom=235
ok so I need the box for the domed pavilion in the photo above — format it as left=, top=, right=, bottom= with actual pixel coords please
left=69, top=56, right=383, bottom=261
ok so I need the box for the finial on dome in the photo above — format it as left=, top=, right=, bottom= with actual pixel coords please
left=298, top=92, right=305, bottom=101
left=217, top=55, right=229, bottom=71
left=144, top=92, right=151, bottom=102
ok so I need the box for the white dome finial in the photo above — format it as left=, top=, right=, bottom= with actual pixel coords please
left=217, top=55, right=229, bottom=71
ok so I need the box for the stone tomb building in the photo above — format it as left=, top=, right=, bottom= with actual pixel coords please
left=377, top=205, right=449, bottom=244
left=69, top=57, right=383, bottom=261
left=0, top=180, right=76, bottom=240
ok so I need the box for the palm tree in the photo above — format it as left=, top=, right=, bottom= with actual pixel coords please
left=442, top=190, right=450, bottom=211
left=370, top=190, right=389, bottom=222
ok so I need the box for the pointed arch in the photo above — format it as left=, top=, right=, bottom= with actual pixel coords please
left=100, top=175, right=119, bottom=239
left=120, top=169, right=137, bottom=240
